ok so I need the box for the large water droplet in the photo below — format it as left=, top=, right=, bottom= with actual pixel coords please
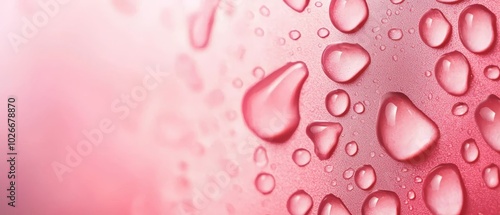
left=475, top=95, right=500, bottom=152
left=419, top=9, right=452, bottom=48
left=255, top=172, right=275, bottom=194
left=306, top=122, right=343, bottom=160
left=293, top=148, right=312, bottom=167
left=461, top=139, right=479, bottom=163
left=345, top=141, right=359, bottom=156
left=188, top=0, right=218, bottom=49
left=423, top=164, right=465, bottom=215
left=452, top=102, right=469, bottom=116
left=284, top=0, right=310, bottom=13
left=377, top=92, right=440, bottom=161
left=434, top=51, right=471, bottom=96
left=322, top=43, right=371, bottom=83
left=287, top=190, right=313, bottom=215
left=242, top=62, right=309, bottom=143
left=484, top=65, right=500, bottom=81
left=458, top=4, right=497, bottom=53
left=483, top=164, right=499, bottom=189
left=329, top=0, right=369, bottom=33
left=362, top=190, right=401, bottom=215
left=355, top=165, right=376, bottom=190
left=326, top=89, right=350, bottom=117
left=318, top=194, right=351, bottom=215
left=254, top=146, right=269, bottom=167
left=388, top=28, right=403, bottom=41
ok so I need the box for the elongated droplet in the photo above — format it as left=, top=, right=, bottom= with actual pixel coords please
left=419, top=9, right=452, bottom=48
left=483, top=164, right=499, bottom=189
left=329, top=0, right=368, bottom=33
left=434, top=51, right=471, bottom=96
left=322, top=43, right=371, bottom=83
left=423, top=164, right=465, bottom=215
left=287, top=190, right=313, bottom=215
left=325, top=89, right=350, bottom=116
left=355, top=165, right=377, bottom=190
left=345, top=141, right=358, bottom=156
left=242, top=62, right=309, bottom=143
left=458, top=4, right=497, bottom=53
left=452, top=102, right=469, bottom=116
left=284, top=0, right=310, bottom=13
left=484, top=65, right=500, bottom=81
left=254, top=146, right=269, bottom=167
left=318, top=194, right=351, bottom=215
left=306, top=122, right=343, bottom=160
left=436, top=0, right=462, bottom=3
left=255, top=172, right=275, bottom=194
left=475, top=95, right=500, bottom=152
left=461, top=138, right=479, bottom=163
left=377, top=92, right=440, bottom=161
left=188, top=0, right=218, bottom=49
left=293, top=148, right=311, bottom=167
left=362, top=190, right=401, bottom=215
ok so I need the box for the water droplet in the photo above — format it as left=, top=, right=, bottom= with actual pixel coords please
left=307, top=122, right=343, bottom=160
left=355, top=165, right=376, bottom=190
left=458, top=4, right=497, bottom=53
left=255, top=27, right=264, bottom=37
left=289, top=30, right=302, bottom=40
left=278, top=37, right=286, bottom=46
left=483, top=164, right=499, bottom=189
left=188, top=0, right=218, bottom=49
left=315, top=1, right=323, bottom=7
left=343, top=168, right=355, bottom=179
left=318, top=194, right=351, bottom=215
left=452, top=102, right=469, bottom=116
left=434, top=51, right=471, bottom=96
left=233, top=78, right=243, bottom=88
left=391, top=0, right=404, bottom=4
left=318, top=28, right=330, bottom=38
left=252, top=67, right=265, bottom=79
left=415, top=176, right=423, bottom=183
left=461, top=139, right=479, bottom=163
left=322, top=43, right=371, bottom=83
left=408, top=28, right=415, bottom=34
left=347, top=183, right=354, bottom=191
left=325, top=165, right=334, bottom=173
left=475, top=95, right=500, bottom=152
left=436, top=0, right=462, bottom=3
left=425, top=71, right=432, bottom=77
left=392, top=55, right=398, bottom=61
left=287, top=190, right=313, bottom=215
left=370, top=151, right=376, bottom=158
left=379, top=45, right=386, bottom=51
left=329, top=0, right=368, bottom=33
left=423, top=164, right=465, bottom=215
left=260, top=5, right=270, bottom=16
left=362, top=190, right=401, bottom=215
left=345, top=141, right=358, bottom=156
left=242, top=62, right=309, bottom=143
left=254, top=146, right=269, bottom=167
left=484, top=65, right=500, bottom=80
left=354, top=102, right=365, bottom=114
left=388, top=28, right=403, bottom=41
left=255, top=172, right=275, bottom=194
left=407, top=190, right=416, bottom=200
left=326, top=89, right=350, bottom=117
left=377, top=92, right=440, bottom=161
left=386, top=9, right=392, bottom=16
left=293, top=148, right=311, bottom=167
left=419, top=9, right=452, bottom=48
left=381, top=18, right=389, bottom=24
left=284, top=0, right=310, bottom=13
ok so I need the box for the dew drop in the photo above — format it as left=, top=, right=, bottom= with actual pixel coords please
left=289, top=30, right=302, bottom=40
left=483, top=164, right=499, bottom=189
left=318, top=28, right=330, bottom=38
left=259, top=5, right=270, bottom=17
left=458, top=4, right=497, bottom=53
left=354, top=102, right=365, bottom=114
left=407, top=190, right=416, bottom=200
left=484, top=65, right=500, bottom=81
left=343, top=168, right=355, bottom=179
left=254, top=146, right=269, bottom=167
left=419, top=9, right=452, bottom=48
left=388, top=28, right=403, bottom=41
left=452, top=102, right=469, bottom=116
left=423, top=164, right=465, bottom=215
left=355, top=165, right=376, bottom=190
left=475, top=95, right=500, bottom=152
left=318, top=194, right=351, bottom=215
left=329, top=0, right=368, bottom=33
left=345, top=141, right=358, bottom=156
left=326, top=89, right=350, bottom=117
left=284, top=0, right=310, bottom=13
left=362, top=190, right=401, bottom=215
left=307, top=122, right=343, bottom=160
left=461, top=138, right=479, bottom=163
left=255, top=172, right=275, bottom=194
left=321, top=43, right=371, bottom=83
left=293, top=148, right=312, bottom=167
left=287, top=190, right=313, bottom=215
left=434, top=51, right=471, bottom=96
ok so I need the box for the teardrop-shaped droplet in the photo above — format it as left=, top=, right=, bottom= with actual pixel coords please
left=436, top=0, right=462, bottom=4
left=475, top=95, right=500, bottom=152
left=483, top=164, right=499, bottom=189
left=388, top=28, right=403, bottom=41
left=188, top=0, right=218, bottom=49
left=318, top=194, right=351, bottom=215
left=452, top=102, right=469, bottom=116
left=242, top=62, right=309, bottom=143
left=329, top=0, right=369, bottom=33
left=362, top=190, right=401, bottom=215
left=461, top=138, right=479, bottom=163
left=434, top=51, right=471, bottom=96
left=306, top=122, right=343, bottom=160
left=423, top=164, right=465, bottom=215
left=254, top=146, right=269, bottom=167
left=345, top=141, right=358, bottom=156
left=326, top=89, right=350, bottom=117
left=484, top=65, right=500, bottom=81
left=293, top=148, right=312, bottom=167
left=322, top=43, right=371, bottom=83
left=284, top=0, right=310, bottom=13
left=377, top=92, right=440, bottom=161
left=287, top=190, right=313, bottom=215
left=355, top=165, right=377, bottom=190
left=458, top=4, right=497, bottom=53
left=255, top=172, right=275, bottom=194
left=419, top=9, right=452, bottom=48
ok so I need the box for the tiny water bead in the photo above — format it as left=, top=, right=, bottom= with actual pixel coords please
left=345, top=141, right=358, bottom=156
left=343, top=168, right=355, bottom=179
left=419, top=9, right=452, bottom=48
left=325, top=89, right=350, bottom=117
left=322, top=43, right=371, bottom=83
left=317, top=28, right=330, bottom=38
left=284, top=0, right=310, bottom=13
left=324, top=165, right=334, bottom=173
left=407, top=190, right=416, bottom=200
left=318, top=194, right=351, bottom=215
left=255, top=173, right=275, bottom=194
left=434, top=51, right=471, bottom=96
left=388, top=28, right=403, bottom=41
left=484, top=65, right=500, bottom=80
left=423, top=163, right=465, bottom=215
left=355, top=165, right=376, bottom=190
left=254, top=146, right=269, bottom=167
left=293, top=148, right=312, bottom=167
left=461, top=139, right=479, bottom=163
left=329, top=0, right=368, bottom=33
left=362, top=190, right=401, bottom=215
left=354, top=102, right=365, bottom=114
left=452, top=102, right=469, bottom=116
left=259, top=5, right=270, bottom=17
left=475, top=95, right=500, bottom=152
left=483, top=164, right=499, bottom=189
left=306, top=122, right=343, bottom=160
left=347, top=183, right=354, bottom=191
left=287, top=190, right=313, bottom=215
left=458, top=4, right=497, bottom=53
left=289, top=30, right=302, bottom=40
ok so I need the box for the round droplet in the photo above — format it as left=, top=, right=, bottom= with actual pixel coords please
left=391, top=0, right=404, bottom=4
left=252, top=67, right=265, bottom=79
left=458, top=4, right=497, bottom=53
left=354, top=102, right=365, bottom=114
left=322, top=43, right=371, bottom=83
left=329, top=0, right=368, bottom=33
left=484, top=65, right=500, bottom=80
left=345, top=141, right=358, bottom=156
left=452, top=102, right=468, bottom=116
left=325, top=165, right=334, bottom=173
left=419, top=9, right=452, bottom=48
left=293, top=148, right=311, bottom=167
left=461, top=139, right=479, bottom=163
left=254, top=146, right=269, bottom=167
left=355, top=165, right=377, bottom=190
left=307, top=122, right=343, bottom=160
left=255, top=173, right=275, bottom=194
left=343, top=168, right=354, bottom=179
left=287, top=190, right=313, bottom=215
left=377, top=92, right=440, bottom=161
left=259, top=5, right=270, bottom=16
left=407, top=190, right=416, bottom=200
left=326, top=89, right=350, bottom=117
left=475, top=95, right=500, bottom=152
left=242, top=62, right=309, bottom=143
left=318, top=194, right=351, bottom=215
left=318, top=28, right=330, bottom=38
left=434, top=51, right=471, bottom=96
left=483, top=164, right=499, bottom=189
left=362, top=190, right=401, bottom=215
left=289, top=30, right=302, bottom=40
left=388, top=28, right=403, bottom=41
left=284, top=0, right=310, bottom=13
left=315, top=1, right=323, bottom=7
left=436, top=0, right=462, bottom=3
left=423, top=164, right=465, bottom=215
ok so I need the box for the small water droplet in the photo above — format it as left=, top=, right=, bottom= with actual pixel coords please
left=388, top=28, right=403, bottom=41
left=370, top=151, right=376, bottom=158
left=329, top=0, right=368, bottom=33
left=392, top=55, right=398, bottom=61
left=278, top=37, right=286, bottom=46
left=347, top=183, right=354, bottom=191
left=407, top=190, right=416, bottom=200
left=419, top=9, right=452, bottom=48
left=232, top=78, right=243, bottom=88
left=345, top=141, right=358, bottom=156
left=461, top=139, right=479, bottom=163
left=452, top=102, right=469, bottom=116
left=259, top=5, right=270, bottom=16
left=284, top=0, right=310, bottom=12
left=381, top=18, right=389, bottom=24
left=315, top=1, right=323, bottom=7
left=354, top=102, right=365, bottom=114
left=322, top=43, right=371, bottom=83
left=326, top=89, right=350, bottom=117
left=318, top=194, right=351, bottom=215
left=255, top=172, right=275, bottom=194
left=484, top=65, right=500, bottom=80
left=254, top=146, right=269, bottom=167
left=435, top=51, right=471, bottom=96
left=307, top=122, right=343, bottom=160
left=343, top=168, right=355, bottom=179
left=386, top=9, right=392, bottom=16
left=289, top=30, right=302, bottom=40
left=318, top=28, right=330, bottom=38
left=458, top=4, right=497, bottom=53
left=287, top=190, right=313, bottom=215
left=483, top=164, right=499, bottom=189
left=425, top=71, right=432, bottom=77
left=293, top=148, right=311, bottom=167
left=379, top=45, right=386, bottom=51
left=415, top=176, right=423, bottom=183
left=325, top=165, right=334, bottom=173
left=362, top=190, right=401, bottom=214
left=423, top=164, right=465, bottom=215
left=408, top=28, right=415, bottom=34
left=355, top=165, right=376, bottom=190
left=252, top=67, right=265, bottom=79
left=475, top=95, right=500, bottom=152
